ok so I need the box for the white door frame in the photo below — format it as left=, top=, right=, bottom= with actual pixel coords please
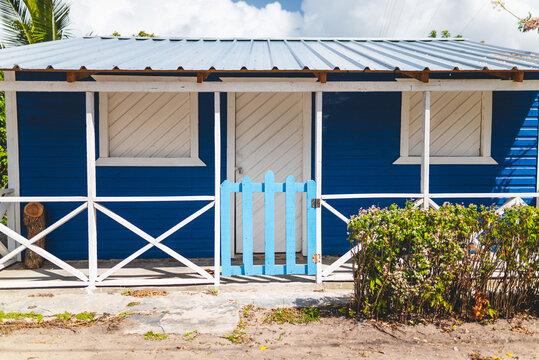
left=226, top=92, right=312, bottom=256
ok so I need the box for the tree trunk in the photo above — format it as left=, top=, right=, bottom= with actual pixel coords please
left=23, top=202, right=46, bottom=269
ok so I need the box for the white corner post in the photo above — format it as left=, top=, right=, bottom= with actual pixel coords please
left=421, top=91, right=431, bottom=210
left=214, top=92, right=221, bottom=287
left=86, top=92, right=98, bottom=289
left=315, top=92, right=323, bottom=283
left=4, top=71, right=21, bottom=260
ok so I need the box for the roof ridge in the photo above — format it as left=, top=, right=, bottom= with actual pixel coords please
left=82, top=36, right=470, bottom=42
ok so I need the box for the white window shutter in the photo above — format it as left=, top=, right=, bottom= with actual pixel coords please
left=408, top=91, right=483, bottom=157
left=107, top=92, right=192, bottom=158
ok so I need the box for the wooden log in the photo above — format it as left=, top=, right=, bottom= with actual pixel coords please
left=23, top=202, right=46, bottom=269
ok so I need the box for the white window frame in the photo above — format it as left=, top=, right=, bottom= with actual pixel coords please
left=93, top=76, right=205, bottom=167
left=394, top=90, right=497, bottom=165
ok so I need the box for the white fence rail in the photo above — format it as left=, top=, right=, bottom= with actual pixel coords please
left=320, top=192, right=539, bottom=280
left=0, top=193, right=218, bottom=289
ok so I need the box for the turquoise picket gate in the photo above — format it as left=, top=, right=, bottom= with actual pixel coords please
left=221, top=171, right=317, bottom=276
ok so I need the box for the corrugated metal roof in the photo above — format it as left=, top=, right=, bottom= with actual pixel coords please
left=0, top=37, right=538, bottom=72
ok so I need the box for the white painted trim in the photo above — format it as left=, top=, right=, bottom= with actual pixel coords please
left=2, top=80, right=539, bottom=93
left=191, top=92, right=200, bottom=159
left=321, top=192, right=539, bottom=200
left=92, top=75, right=197, bottom=82
left=421, top=91, right=430, bottom=209
left=214, top=92, right=221, bottom=287
left=94, top=195, right=214, bottom=202
left=400, top=91, right=410, bottom=157
left=4, top=71, right=21, bottom=261
left=315, top=92, right=322, bottom=284
left=0, top=196, right=88, bottom=202
left=97, top=91, right=205, bottom=167
left=397, top=91, right=497, bottom=165
left=393, top=156, right=498, bottom=165
left=226, top=92, right=236, bottom=256
left=219, top=77, right=318, bottom=82
left=98, top=92, right=109, bottom=158
left=302, top=92, right=312, bottom=256
left=86, top=92, right=98, bottom=289
left=481, top=91, right=493, bottom=157
left=96, top=157, right=206, bottom=167
left=96, top=278, right=213, bottom=287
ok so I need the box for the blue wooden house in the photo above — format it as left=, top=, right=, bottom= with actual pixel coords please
left=0, top=37, right=538, bottom=288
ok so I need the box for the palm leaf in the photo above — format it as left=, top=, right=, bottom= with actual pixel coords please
left=30, top=0, right=71, bottom=42
left=0, top=0, right=33, bottom=46
left=0, top=0, right=70, bottom=47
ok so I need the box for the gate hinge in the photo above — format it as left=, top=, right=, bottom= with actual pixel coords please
left=312, top=254, right=321, bottom=263
left=311, top=199, right=321, bottom=208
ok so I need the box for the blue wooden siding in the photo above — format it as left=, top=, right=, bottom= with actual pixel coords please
left=16, top=72, right=227, bottom=260
left=319, top=91, right=538, bottom=256
left=15, top=72, right=538, bottom=259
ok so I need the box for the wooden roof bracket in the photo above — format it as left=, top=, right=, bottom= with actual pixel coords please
left=400, top=70, right=429, bottom=83
left=66, top=71, right=95, bottom=83
left=197, top=71, right=210, bottom=83
left=488, top=70, right=524, bottom=82
left=314, top=71, right=327, bottom=83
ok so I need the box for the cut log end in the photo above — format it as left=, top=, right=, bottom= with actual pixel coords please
left=23, top=202, right=46, bottom=269
left=24, top=202, right=44, bottom=218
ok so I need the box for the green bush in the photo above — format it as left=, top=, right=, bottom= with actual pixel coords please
left=348, top=203, right=538, bottom=321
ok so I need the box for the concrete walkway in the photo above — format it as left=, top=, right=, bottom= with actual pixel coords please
left=0, top=282, right=352, bottom=335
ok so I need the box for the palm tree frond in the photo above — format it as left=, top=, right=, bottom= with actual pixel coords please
left=0, top=0, right=33, bottom=46
left=52, top=0, right=71, bottom=39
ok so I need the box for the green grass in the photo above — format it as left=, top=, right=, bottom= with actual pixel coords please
left=144, top=331, right=169, bottom=341
left=264, top=307, right=320, bottom=324
left=55, top=312, right=72, bottom=321
left=0, top=311, right=43, bottom=322
left=74, top=312, right=95, bottom=322
left=183, top=330, right=198, bottom=341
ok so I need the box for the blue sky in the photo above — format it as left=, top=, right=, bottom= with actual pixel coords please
left=69, top=0, right=539, bottom=51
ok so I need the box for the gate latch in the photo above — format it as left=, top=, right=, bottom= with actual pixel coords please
left=311, top=199, right=321, bottom=208
left=312, top=254, right=321, bottom=263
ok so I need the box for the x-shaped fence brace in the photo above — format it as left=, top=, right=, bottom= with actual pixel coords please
left=0, top=199, right=216, bottom=287
left=93, top=201, right=215, bottom=283
left=0, top=203, right=89, bottom=281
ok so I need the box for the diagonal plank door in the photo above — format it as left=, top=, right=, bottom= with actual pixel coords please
left=234, top=92, right=310, bottom=253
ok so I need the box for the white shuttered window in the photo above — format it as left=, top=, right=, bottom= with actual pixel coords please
left=394, top=91, right=497, bottom=165
left=97, top=91, right=204, bottom=167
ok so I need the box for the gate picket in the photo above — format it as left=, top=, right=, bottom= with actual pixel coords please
left=220, top=171, right=317, bottom=277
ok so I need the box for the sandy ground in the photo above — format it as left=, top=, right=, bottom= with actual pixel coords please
left=0, top=309, right=537, bottom=360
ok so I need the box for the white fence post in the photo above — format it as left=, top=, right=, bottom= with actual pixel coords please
left=86, top=92, right=97, bottom=289
left=4, top=72, right=21, bottom=260
left=421, top=91, right=431, bottom=209
left=315, top=92, right=323, bottom=283
left=214, top=92, right=221, bottom=287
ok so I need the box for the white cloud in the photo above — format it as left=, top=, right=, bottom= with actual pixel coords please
left=299, top=0, right=539, bottom=51
left=69, top=0, right=303, bottom=38
left=68, top=0, right=539, bottom=51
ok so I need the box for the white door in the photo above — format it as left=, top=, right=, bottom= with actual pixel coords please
left=228, top=92, right=311, bottom=254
